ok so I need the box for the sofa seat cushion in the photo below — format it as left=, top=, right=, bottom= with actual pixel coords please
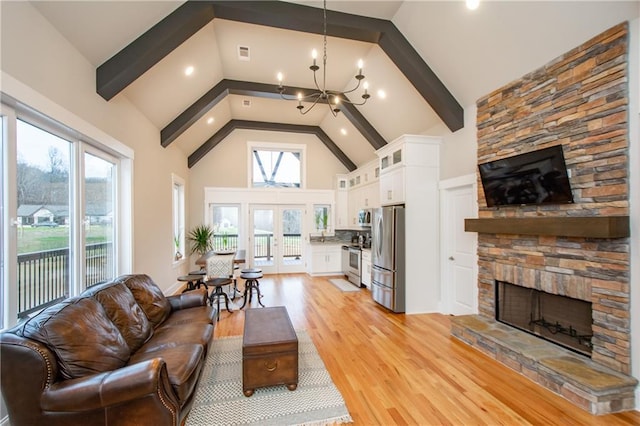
left=118, top=274, right=172, bottom=327
left=128, top=344, right=204, bottom=405
left=161, top=305, right=215, bottom=327
left=17, top=297, right=130, bottom=379
left=82, top=281, right=152, bottom=352
left=137, top=323, right=213, bottom=355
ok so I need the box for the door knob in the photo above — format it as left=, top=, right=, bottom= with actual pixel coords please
left=448, top=256, right=455, bottom=261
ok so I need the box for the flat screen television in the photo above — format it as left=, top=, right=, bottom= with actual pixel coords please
left=478, top=145, right=574, bottom=207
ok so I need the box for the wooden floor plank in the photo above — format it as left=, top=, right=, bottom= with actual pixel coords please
left=209, top=273, right=640, bottom=425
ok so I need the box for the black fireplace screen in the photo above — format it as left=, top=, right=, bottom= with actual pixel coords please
left=495, top=280, right=593, bottom=356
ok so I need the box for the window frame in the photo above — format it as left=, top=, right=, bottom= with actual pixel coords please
left=247, top=141, right=306, bottom=189
left=172, top=173, right=186, bottom=265
left=1, top=97, right=132, bottom=330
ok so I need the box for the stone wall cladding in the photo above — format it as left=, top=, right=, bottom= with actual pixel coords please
left=475, top=22, right=630, bottom=374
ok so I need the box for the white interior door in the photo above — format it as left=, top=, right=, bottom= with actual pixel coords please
left=249, top=205, right=305, bottom=274
left=441, top=180, right=478, bottom=315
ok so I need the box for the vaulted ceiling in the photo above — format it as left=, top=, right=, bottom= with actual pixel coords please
left=30, top=1, right=639, bottom=170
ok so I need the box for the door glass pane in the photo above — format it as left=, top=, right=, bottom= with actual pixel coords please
left=281, top=208, right=302, bottom=266
left=16, top=120, right=71, bottom=316
left=84, top=152, right=115, bottom=287
left=211, top=205, right=239, bottom=251
left=253, top=209, right=274, bottom=267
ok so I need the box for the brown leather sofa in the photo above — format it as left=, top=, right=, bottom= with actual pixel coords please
left=0, top=274, right=216, bottom=426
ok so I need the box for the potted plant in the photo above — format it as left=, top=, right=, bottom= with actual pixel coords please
left=173, top=233, right=183, bottom=261
left=188, top=224, right=214, bottom=256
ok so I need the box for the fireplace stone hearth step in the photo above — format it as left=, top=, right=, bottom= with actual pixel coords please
left=450, top=315, right=638, bottom=415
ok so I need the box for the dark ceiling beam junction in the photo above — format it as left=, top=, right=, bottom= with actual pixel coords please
left=161, top=79, right=387, bottom=150
left=97, top=0, right=464, bottom=132
left=188, top=119, right=356, bottom=171
left=96, top=1, right=215, bottom=101
left=209, top=1, right=463, bottom=132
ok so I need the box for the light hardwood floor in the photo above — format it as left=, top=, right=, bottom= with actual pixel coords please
left=213, top=274, right=640, bottom=425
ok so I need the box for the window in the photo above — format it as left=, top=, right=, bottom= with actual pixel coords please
left=211, top=205, right=239, bottom=251
left=2, top=102, right=130, bottom=328
left=172, top=174, right=185, bottom=262
left=251, top=145, right=303, bottom=188
left=16, top=119, right=72, bottom=315
left=84, top=150, right=117, bottom=285
left=314, top=204, right=330, bottom=231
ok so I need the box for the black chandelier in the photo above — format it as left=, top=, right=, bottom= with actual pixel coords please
left=276, top=0, right=371, bottom=117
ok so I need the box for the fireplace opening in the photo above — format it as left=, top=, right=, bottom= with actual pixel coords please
left=495, top=280, right=593, bottom=357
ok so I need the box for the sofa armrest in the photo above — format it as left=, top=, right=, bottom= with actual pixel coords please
left=41, top=358, right=179, bottom=413
left=167, top=289, right=208, bottom=310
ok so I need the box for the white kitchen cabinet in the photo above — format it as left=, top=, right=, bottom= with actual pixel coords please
left=335, top=175, right=349, bottom=229
left=376, top=135, right=442, bottom=314
left=361, top=249, right=372, bottom=288
left=309, top=244, right=343, bottom=275
left=379, top=167, right=404, bottom=205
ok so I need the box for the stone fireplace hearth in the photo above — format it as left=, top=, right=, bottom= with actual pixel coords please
left=451, top=22, right=638, bottom=415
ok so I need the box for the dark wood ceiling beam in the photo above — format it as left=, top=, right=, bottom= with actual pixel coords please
left=188, top=119, right=356, bottom=171
left=377, top=22, right=464, bottom=132
left=97, top=0, right=464, bottom=132
left=161, top=79, right=387, bottom=150
left=96, top=1, right=215, bottom=100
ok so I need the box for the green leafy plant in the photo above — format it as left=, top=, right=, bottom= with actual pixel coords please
left=188, top=224, right=214, bottom=255
left=173, top=232, right=183, bottom=260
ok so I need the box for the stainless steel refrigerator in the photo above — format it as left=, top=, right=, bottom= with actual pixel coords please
left=371, top=205, right=405, bottom=313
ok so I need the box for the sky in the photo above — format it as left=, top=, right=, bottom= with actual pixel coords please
left=17, top=119, right=113, bottom=179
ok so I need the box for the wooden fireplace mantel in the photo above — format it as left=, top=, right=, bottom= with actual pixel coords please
left=464, top=216, right=630, bottom=238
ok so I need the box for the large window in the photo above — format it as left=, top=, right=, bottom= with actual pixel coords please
left=251, top=147, right=302, bottom=188
left=172, top=174, right=185, bottom=262
left=2, top=103, right=127, bottom=328
left=211, top=205, right=239, bottom=251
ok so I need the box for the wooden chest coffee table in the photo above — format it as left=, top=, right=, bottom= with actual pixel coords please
left=242, top=306, right=298, bottom=397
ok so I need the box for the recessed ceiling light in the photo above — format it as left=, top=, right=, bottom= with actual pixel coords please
left=184, top=66, right=194, bottom=76
left=377, top=90, right=386, bottom=99
left=207, top=117, right=214, bottom=125
left=466, top=0, right=480, bottom=10
left=340, top=128, right=347, bottom=136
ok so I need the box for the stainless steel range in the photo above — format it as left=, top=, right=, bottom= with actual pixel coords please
left=342, top=245, right=361, bottom=287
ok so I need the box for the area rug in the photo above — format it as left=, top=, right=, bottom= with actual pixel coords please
left=185, top=330, right=352, bottom=426
left=328, top=278, right=361, bottom=292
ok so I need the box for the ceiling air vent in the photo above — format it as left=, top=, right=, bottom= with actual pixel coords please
left=242, top=99, right=252, bottom=108
left=238, top=45, right=250, bottom=61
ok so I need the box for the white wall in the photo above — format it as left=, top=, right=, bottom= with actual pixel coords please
left=0, top=1, right=190, bottom=288
left=425, top=104, right=478, bottom=181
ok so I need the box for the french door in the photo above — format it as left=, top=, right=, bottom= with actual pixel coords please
left=249, top=205, right=305, bottom=274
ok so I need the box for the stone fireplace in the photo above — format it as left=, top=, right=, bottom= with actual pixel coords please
left=450, top=22, right=638, bottom=414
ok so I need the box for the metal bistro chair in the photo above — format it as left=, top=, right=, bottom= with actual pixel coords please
left=205, top=253, right=235, bottom=321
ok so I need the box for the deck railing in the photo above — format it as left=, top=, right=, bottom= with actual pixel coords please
left=17, top=242, right=113, bottom=317
left=16, top=234, right=302, bottom=317
left=214, top=233, right=301, bottom=260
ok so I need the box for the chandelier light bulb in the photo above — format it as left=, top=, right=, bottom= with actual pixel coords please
left=466, top=0, right=480, bottom=10
left=276, top=0, right=376, bottom=117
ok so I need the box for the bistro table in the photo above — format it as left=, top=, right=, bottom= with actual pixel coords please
left=196, top=249, right=246, bottom=268
left=196, top=249, right=246, bottom=299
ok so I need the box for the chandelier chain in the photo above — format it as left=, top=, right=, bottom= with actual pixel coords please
left=276, top=0, right=373, bottom=116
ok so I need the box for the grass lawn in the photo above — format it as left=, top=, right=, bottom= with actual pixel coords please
left=17, top=225, right=111, bottom=254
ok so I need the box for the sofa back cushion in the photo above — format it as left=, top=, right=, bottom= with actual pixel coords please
left=82, top=281, right=152, bottom=352
left=17, top=297, right=130, bottom=379
left=118, top=274, right=171, bottom=327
